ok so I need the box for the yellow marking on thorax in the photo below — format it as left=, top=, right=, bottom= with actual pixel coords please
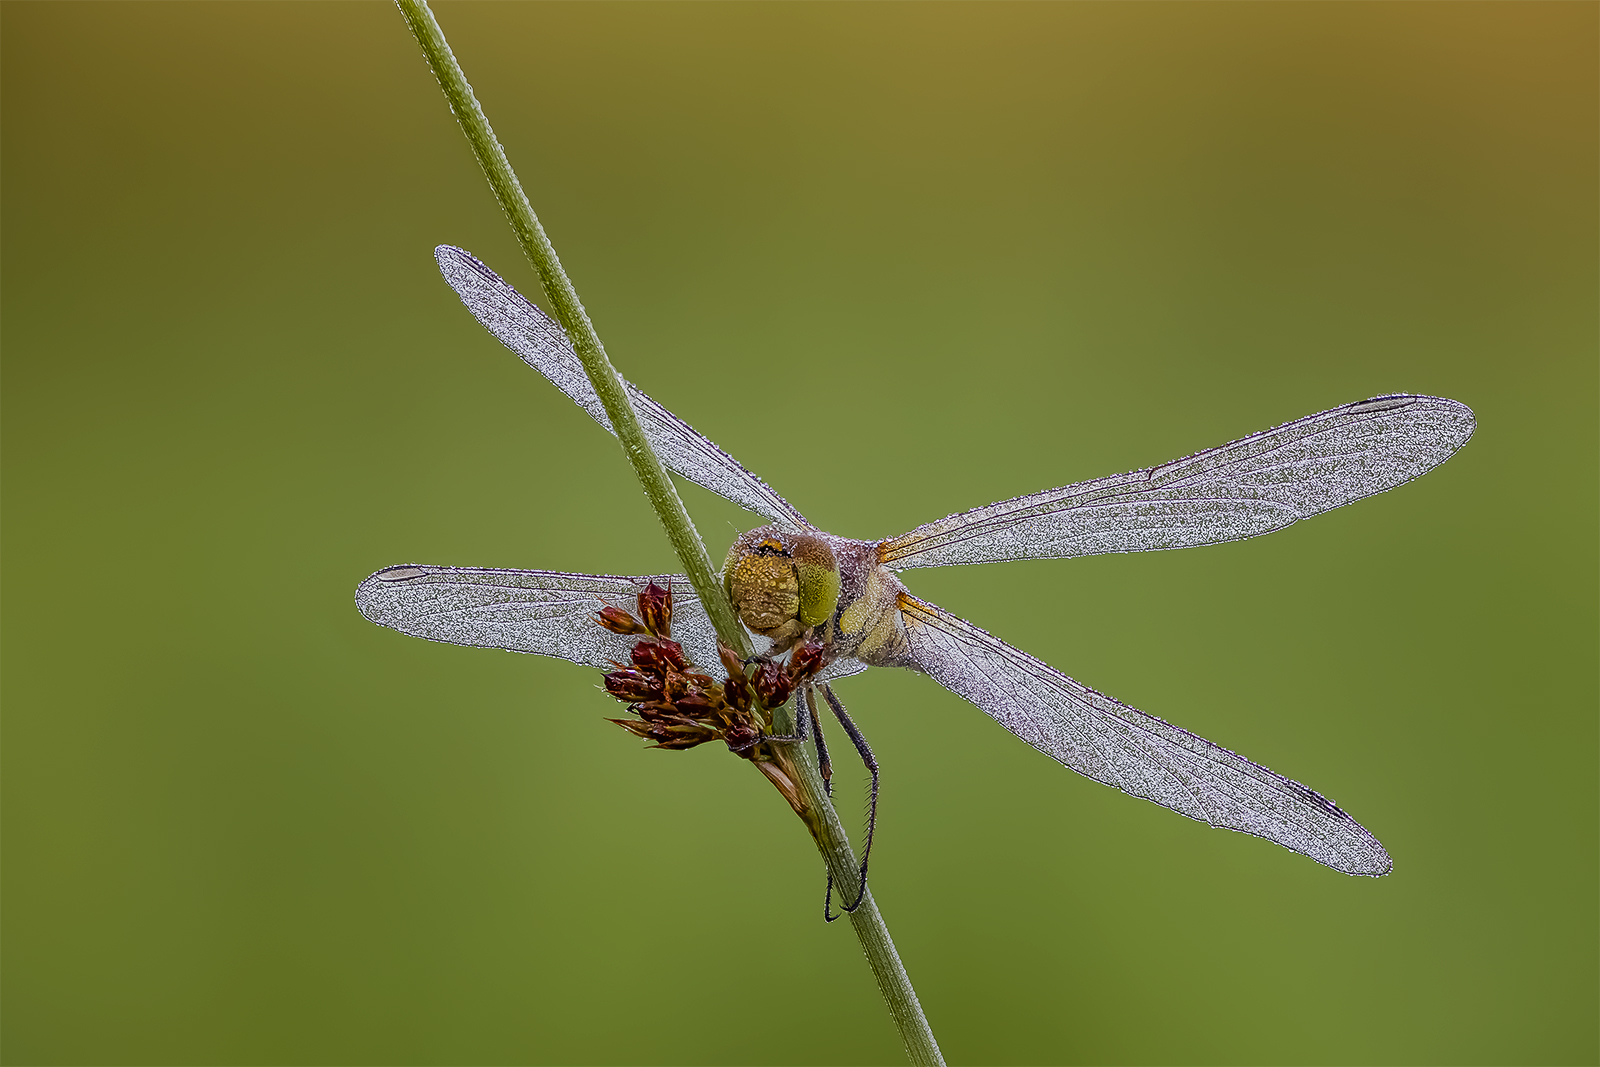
left=854, top=607, right=902, bottom=660
left=836, top=568, right=883, bottom=636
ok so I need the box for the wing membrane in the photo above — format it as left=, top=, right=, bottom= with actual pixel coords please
left=355, top=564, right=864, bottom=681
left=897, top=592, right=1391, bottom=875
left=435, top=246, right=809, bottom=530
left=356, top=565, right=716, bottom=667
left=880, top=395, right=1474, bottom=569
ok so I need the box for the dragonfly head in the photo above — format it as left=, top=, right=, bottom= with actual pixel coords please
left=723, top=526, right=840, bottom=642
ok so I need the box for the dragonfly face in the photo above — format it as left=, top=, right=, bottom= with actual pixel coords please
left=357, top=245, right=1480, bottom=880
left=723, top=527, right=838, bottom=641
left=724, top=526, right=914, bottom=669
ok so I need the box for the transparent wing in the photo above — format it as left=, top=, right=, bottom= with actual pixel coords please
left=879, top=394, right=1475, bottom=569
left=897, top=592, right=1391, bottom=875
left=356, top=565, right=716, bottom=667
left=436, top=246, right=809, bottom=531
left=355, top=564, right=864, bottom=681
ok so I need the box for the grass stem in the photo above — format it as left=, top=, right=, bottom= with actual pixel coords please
left=393, top=3, right=943, bottom=1063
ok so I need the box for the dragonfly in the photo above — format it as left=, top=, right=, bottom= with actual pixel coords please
left=357, top=245, right=1475, bottom=905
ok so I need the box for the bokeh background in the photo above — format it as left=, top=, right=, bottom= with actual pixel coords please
left=4, top=3, right=1595, bottom=1064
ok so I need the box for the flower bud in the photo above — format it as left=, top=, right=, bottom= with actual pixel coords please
left=723, top=670, right=751, bottom=713
left=652, top=732, right=716, bottom=751
left=663, top=670, right=699, bottom=702
left=752, top=658, right=794, bottom=709
left=673, top=691, right=716, bottom=716
left=603, top=668, right=664, bottom=702
left=788, top=640, right=827, bottom=681
left=595, top=605, right=649, bottom=636
left=637, top=582, right=673, bottom=638
left=631, top=639, right=688, bottom=675
left=722, top=721, right=760, bottom=753
left=631, top=700, right=677, bottom=721
left=609, top=716, right=718, bottom=750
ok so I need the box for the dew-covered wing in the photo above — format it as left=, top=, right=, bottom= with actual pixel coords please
left=879, top=395, right=1474, bottom=569
left=435, top=246, right=809, bottom=531
left=355, top=564, right=865, bottom=682
left=356, top=565, right=719, bottom=667
left=897, top=593, right=1391, bottom=876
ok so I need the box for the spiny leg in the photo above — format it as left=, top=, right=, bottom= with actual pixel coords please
left=808, top=685, right=834, bottom=795
left=807, top=684, right=842, bottom=923
left=819, top=682, right=879, bottom=922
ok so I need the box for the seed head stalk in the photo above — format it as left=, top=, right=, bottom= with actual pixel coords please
left=392, top=3, right=943, bottom=1063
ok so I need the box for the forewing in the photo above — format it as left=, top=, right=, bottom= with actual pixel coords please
left=355, top=564, right=865, bottom=682
left=435, top=246, right=809, bottom=530
left=897, top=593, right=1391, bottom=875
left=355, top=565, right=719, bottom=667
left=879, top=394, right=1474, bottom=569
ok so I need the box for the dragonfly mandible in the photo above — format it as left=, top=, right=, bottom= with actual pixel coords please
left=357, top=246, right=1475, bottom=895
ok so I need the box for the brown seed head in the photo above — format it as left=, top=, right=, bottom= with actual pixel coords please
left=673, top=692, right=716, bottom=715
left=637, top=582, right=673, bottom=638
left=595, top=605, right=649, bottom=636
left=723, top=670, right=751, bottom=713
left=663, top=669, right=703, bottom=702
left=610, top=716, right=718, bottom=750
left=631, top=639, right=687, bottom=674
left=752, top=658, right=794, bottom=709
left=722, top=721, right=760, bottom=753
left=788, top=640, right=828, bottom=681
left=631, top=700, right=677, bottom=722
left=603, top=669, right=664, bottom=702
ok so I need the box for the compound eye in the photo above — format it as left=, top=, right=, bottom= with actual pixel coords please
left=790, top=534, right=840, bottom=628
left=728, top=553, right=801, bottom=633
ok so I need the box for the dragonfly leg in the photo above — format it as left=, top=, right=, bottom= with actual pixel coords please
left=819, top=682, right=877, bottom=921
left=808, top=685, right=834, bottom=795
left=749, top=683, right=812, bottom=747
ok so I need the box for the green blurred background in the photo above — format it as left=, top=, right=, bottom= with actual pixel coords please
left=3, top=3, right=1595, bottom=1064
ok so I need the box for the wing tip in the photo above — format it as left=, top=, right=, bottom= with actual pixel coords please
left=1353, top=392, right=1477, bottom=450
left=354, top=564, right=432, bottom=623
left=1443, top=397, right=1478, bottom=451
left=1311, top=822, right=1392, bottom=877
left=434, top=244, right=491, bottom=287
left=1348, top=856, right=1394, bottom=878
left=1339, top=841, right=1393, bottom=877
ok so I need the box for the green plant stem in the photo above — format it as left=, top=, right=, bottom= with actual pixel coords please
left=772, top=698, right=944, bottom=1067
left=393, top=0, right=743, bottom=655
left=394, top=3, right=943, bottom=1064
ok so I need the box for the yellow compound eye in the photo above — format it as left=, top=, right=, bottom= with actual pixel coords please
left=723, top=527, right=801, bottom=635
left=790, top=534, right=840, bottom=628
left=726, top=553, right=800, bottom=633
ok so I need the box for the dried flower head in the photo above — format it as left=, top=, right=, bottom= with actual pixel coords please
left=595, top=581, right=845, bottom=780
left=595, top=584, right=823, bottom=761
left=752, top=658, right=794, bottom=710
left=637, top=581, right=672, bottom=638
left=631, top=638, right=687, bottom=675
left=603, top=667, right=664, bottom=703
left=595, top=604, right=650, bottom=636
left=788, top=639, right=828, bottom=681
